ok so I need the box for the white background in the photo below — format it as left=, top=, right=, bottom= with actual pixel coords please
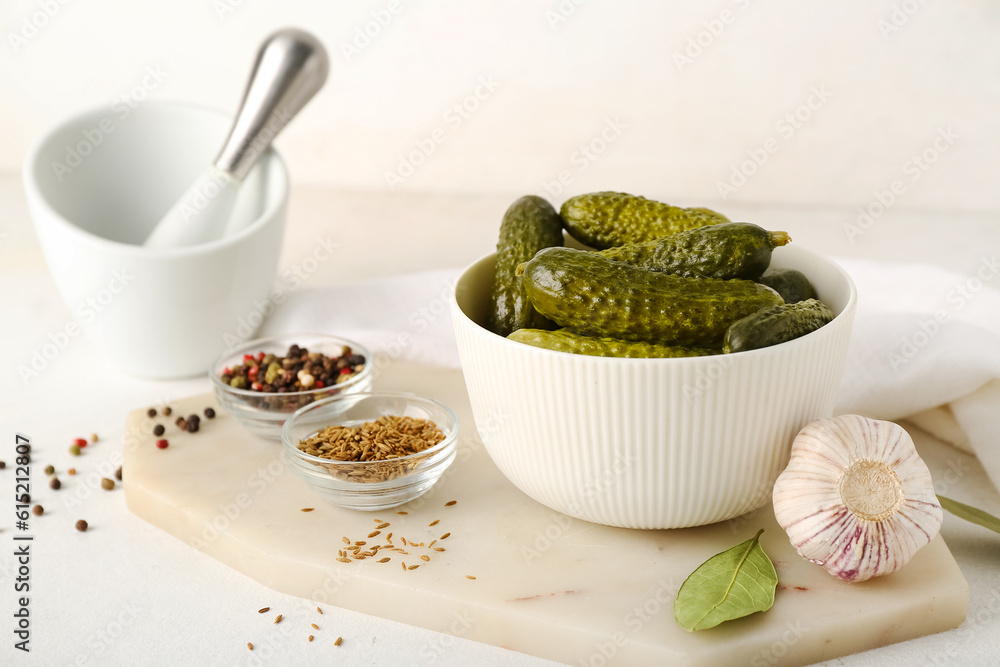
left=2, top=0, right=998, bottom=211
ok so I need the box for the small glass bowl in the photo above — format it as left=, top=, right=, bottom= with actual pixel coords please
left=281, top=392, right=459, bottom=511
left=210, top=333, right=374, bottom=440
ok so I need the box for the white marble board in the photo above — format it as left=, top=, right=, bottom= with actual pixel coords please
left=123, top=361, right=968, bottom=666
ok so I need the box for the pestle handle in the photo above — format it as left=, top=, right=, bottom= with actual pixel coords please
left=214, top=28, right=329, bottom=181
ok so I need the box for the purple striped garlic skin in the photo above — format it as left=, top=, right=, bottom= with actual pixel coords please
left=772, top=414, right=942, bottom=583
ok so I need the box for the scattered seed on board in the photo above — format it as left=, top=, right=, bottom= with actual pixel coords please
left=408, top=564, right=420, bottom=570
left=317, top=607, right=323, bottom=614
left=335, top=637, right=343, bottom=646
left=445, top=500, right=457, bottom=506
left=69, top=445, right=81, bottom=456
left=401, top=562, right=406, bottom=571
left=308, top=635, right=314, bottom=642
left=204, top=407, right=216, bottom=419
left=342, top=536, right=350, bottom=545
left=147, top=408, right=157, bottom=418
left=68, top=468, right=76, bottom=476
left=75, top=520, right=88, bottom=532
left=153, top=424, right=165, bottom=436
left=368, top=530, right=380, bottom=538
left=337, top=558, right=351, bottom=563
left=311, top=623, right=319, bottom=630
left=115, top=467, right=122, bottom=481
left=90, top=433, right=99, bottom=443
left=101, top=478, right=115, bottom=490
left=44, top=464, right=55, bottom=475
left=396, top=511, right=407, bottom=515
left=433, top=548, right=445, bottom=552
left=419, top=555, right=430, bottom=562
left=163, top=407, right=172, bottom=417
left=274, top=614, right=282, bottom=624
left=32, top=505, right=43, bottom=516
left=440, top=533, right=451, bottom=540
left=247, top=642, right=253, bottom=651
left=378, top=557, right=391, bottom=563
left=301, top=508, right=315, bottom=512
left=466, top=575, right=477, bottom=580
left=428, top=520, right=439, bottom=527
left=50, top=478, right=61, bottom=490
left=258, top=607, right=270, bottom=614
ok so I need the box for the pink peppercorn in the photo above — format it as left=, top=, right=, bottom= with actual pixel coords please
left=73, top=438, right=88, bottom=447
left=156, top=439, right=169, bottom=449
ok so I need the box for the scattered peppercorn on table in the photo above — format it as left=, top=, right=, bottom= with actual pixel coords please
left=123, top=360, right=968, bottom=667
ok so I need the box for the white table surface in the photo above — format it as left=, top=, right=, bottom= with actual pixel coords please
left=1, top=171, right=998, bottom=666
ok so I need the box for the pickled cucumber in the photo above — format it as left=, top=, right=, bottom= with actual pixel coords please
left=518, top=247, right=784, bottom=346
left=598, top=223, right=790, bottom=280
left=758, top=268, right=818, bottom=304
left=723, top=299, right=835, bottom=353
left=560, top=192, right=729, bottom=250
left=486, top=195, right=564, bottom=336
left=508, top=328, right=719, bottom=358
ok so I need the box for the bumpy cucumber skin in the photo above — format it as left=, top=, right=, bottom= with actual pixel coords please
left=486, top=195, right=564, bottom=337
left=519, top=247, right=784, bottom=346
left=723, top=299, right=835, bottom=353
left=508, top=328, right=719, bottom=358
left=758, top=268, right=818, bottom=304
left=597, top=222, right=790, bottom=280
left=560, top=192, right=729, bottom=250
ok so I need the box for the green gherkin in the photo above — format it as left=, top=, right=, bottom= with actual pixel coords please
left=508, top=328, right=719, bottom=358
left=518, top=247, right=784, bottom=346
left=598, top=223, right=790, bottom=281
left=486, top=195, right=564, bottom=337
left=560, top=191, right=729, bottom=249
left=758, top=268, right=818, bottom=304
left=723, top=299, right=835, bottom=353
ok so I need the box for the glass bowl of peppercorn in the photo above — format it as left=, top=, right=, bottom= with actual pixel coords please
left=210, top=334, right=373, bottom=440
left=281, top=392, right=459, bottom=511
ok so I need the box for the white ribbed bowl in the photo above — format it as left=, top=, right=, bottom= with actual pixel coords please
left=451, top=245, right=856, bottom=529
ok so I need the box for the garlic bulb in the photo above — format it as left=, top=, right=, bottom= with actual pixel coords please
left=772, top=414, right=942, bottom=583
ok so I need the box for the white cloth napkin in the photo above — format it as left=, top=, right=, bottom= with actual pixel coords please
left=834, top=257, right=1000, bottom=491
left=261, top=259, right=1000, bottom=491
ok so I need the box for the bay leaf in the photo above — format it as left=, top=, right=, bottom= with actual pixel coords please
left=673, top=528, right=777, bottom=632
left=938, top=495, right=1000, bottom=535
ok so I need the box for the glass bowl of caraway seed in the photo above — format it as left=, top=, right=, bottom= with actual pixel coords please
left=211, top=334, right=373, bottom=440
left=281, top=392, right=459, bottom=511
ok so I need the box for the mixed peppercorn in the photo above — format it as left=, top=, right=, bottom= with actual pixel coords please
left=220, top=344, right=366, bottom=393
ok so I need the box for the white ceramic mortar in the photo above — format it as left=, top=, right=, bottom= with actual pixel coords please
left=23, top=101, right=288, bottom=378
